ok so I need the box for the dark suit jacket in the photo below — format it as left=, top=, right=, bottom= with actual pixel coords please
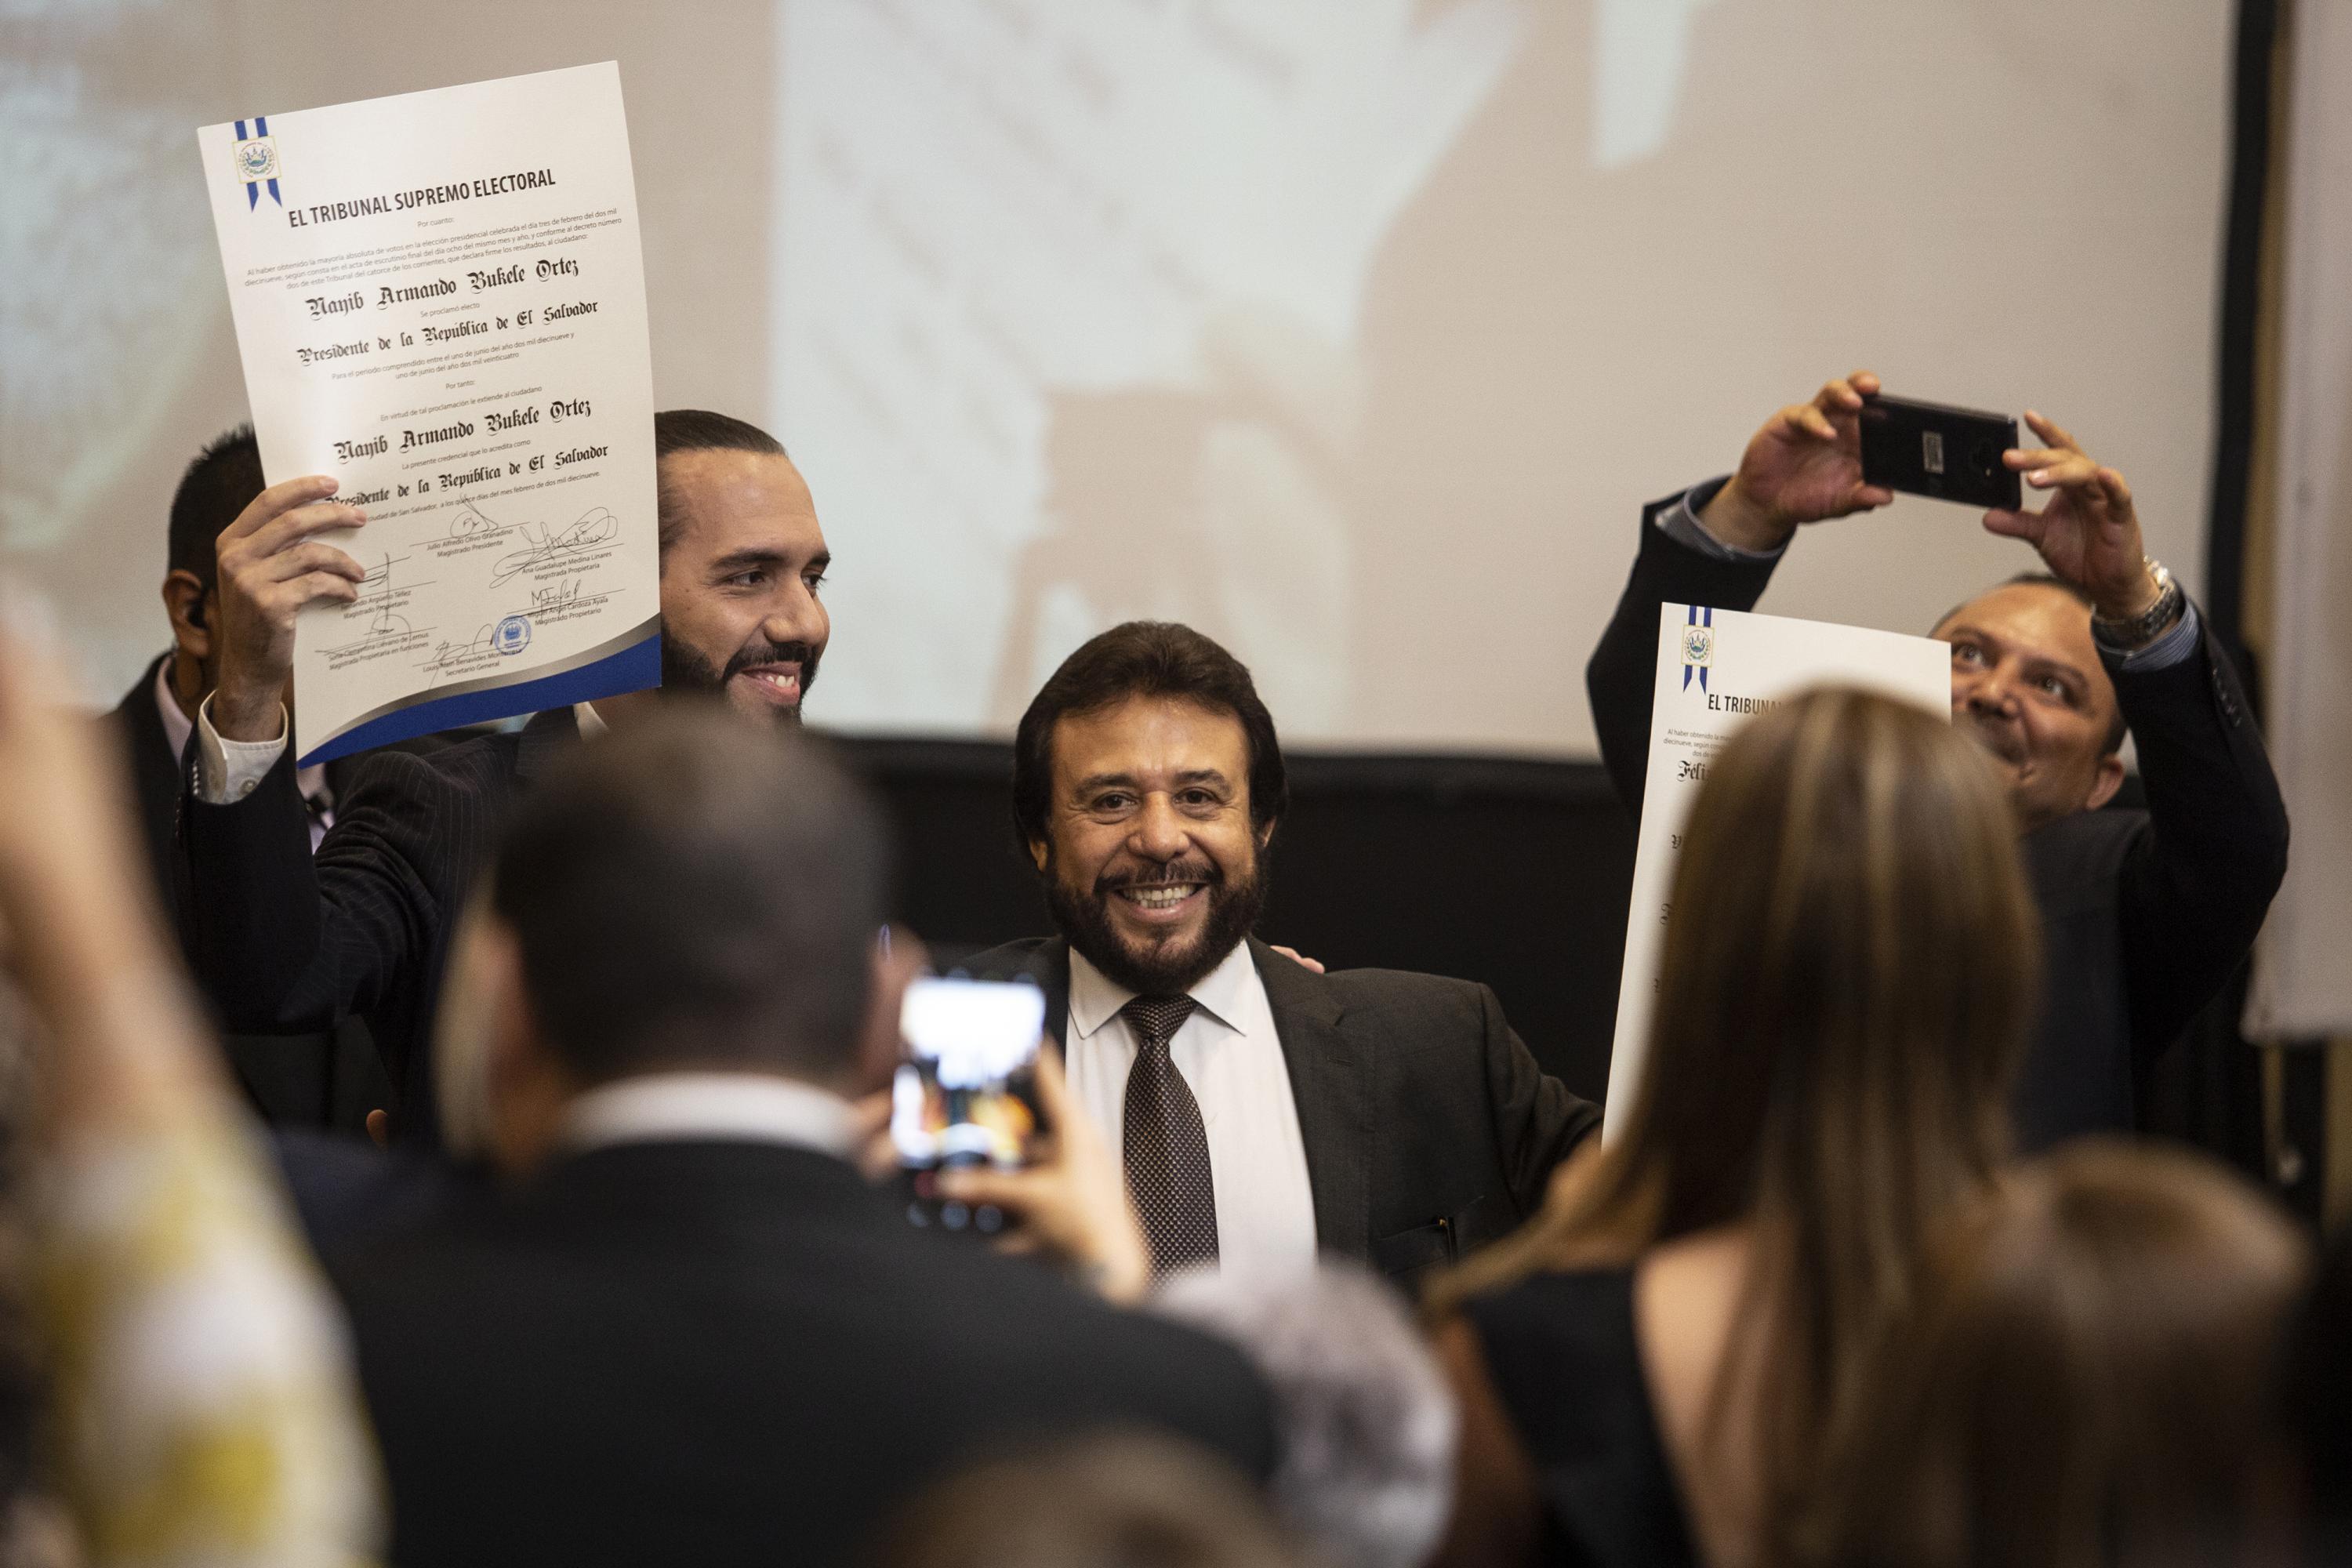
left=1587, top=494, right=2291, bottom=1148
left=107, top=655, right=192, bottom=918
left=111, top=654, right=421, bottom=910
left=960, top=936, right=1601, bottom=1277
left=114, top=655, right=416, bottom=1127
left=333, top=1138, right=1277, bottom=1568
left=268, top=1129, right=477, bottom=1260
left=177, top=706, right=581, bottom=1145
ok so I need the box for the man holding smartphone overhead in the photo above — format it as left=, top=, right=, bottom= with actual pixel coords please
left=1586, top=369, right=2288, bottom=1148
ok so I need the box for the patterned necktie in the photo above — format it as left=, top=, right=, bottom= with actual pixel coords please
left=1120, top=994, right=1219, bottom=1278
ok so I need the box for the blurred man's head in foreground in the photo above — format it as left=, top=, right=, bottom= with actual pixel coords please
left=463, top=707, right=889, bottom=1170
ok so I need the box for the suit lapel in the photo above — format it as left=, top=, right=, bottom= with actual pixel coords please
left=124, top=657, right=181, bottom=804
left=1248, top=938, right=1370, bottom=1259
left=1013, top=940, right=1073, bottom=1050
left=112, top=655, right=185, bottom=902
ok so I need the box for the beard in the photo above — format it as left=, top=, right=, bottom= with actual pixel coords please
left=1044, top=850, right=1268, bottom=998
left=661, top=632, right=822, bottom=724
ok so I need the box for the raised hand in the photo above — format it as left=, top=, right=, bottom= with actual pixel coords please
left=1700, top=370, right=1897, bottom=553
left=211, top=475, right=368, bottom=741
left=1985, top=412, right=2160, bottom=621
left=936, top=1049, right=1152, bottom=1305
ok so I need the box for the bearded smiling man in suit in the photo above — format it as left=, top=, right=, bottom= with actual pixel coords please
left=177, top=409, right=830, bottom=1145
left=969, top=622, right=1600, bottom=1284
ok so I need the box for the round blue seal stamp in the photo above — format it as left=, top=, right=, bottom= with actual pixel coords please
left=493, top=615, right=532, bottom=655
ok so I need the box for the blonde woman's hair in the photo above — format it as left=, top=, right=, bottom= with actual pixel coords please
left=1431, top=686, right=2041, bottom=1563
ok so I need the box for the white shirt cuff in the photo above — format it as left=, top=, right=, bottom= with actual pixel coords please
left=194, top=695, right=291, bottom=804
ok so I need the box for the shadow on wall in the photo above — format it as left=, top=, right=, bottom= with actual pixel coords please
left=991, top=307, right=1361, bottom=732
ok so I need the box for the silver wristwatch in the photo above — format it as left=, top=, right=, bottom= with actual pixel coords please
left=2092, top=557, right=2183, bottom=649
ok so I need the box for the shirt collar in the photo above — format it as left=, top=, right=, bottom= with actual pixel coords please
left=1067, top=938, right=1254, bottom=1041
left=152, top=655, right=194, bottom=763
left=558, top=1071, right=859, bottom=1157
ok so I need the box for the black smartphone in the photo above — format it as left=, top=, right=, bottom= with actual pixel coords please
left=1857, top=392, right=2021, bottom=511
left=889, top=976, right=1049, bottom=1235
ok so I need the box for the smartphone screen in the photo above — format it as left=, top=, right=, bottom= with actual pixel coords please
left=890, top=976, right=1048, bottom=1234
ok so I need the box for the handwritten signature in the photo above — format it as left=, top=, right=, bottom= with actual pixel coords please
left=531, top=575, right=587, bottom=611
left=418, top=621, right=497, bottom=679
left=489, top=506, right=619, bottom=586
left=356, top=553, right=412, bottom=641
left=445, top=503, right=503, bottom=541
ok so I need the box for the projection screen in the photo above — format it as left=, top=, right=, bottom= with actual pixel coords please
left=3, top=0, right=2235, bottom=757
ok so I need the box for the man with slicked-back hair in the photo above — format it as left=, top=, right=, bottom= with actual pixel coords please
left=177, top=411, right=835, bottom=1143
left=967, top=620, right=1600, bottom=1284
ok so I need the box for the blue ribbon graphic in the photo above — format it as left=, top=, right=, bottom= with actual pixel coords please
left=1682, top=604, right=1712, bottom=692
left=235, top=117, right=281, bottom=210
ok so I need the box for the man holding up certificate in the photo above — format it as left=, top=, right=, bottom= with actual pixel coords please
left=181, top=67, right=843, bottom=1144
left=1588, top=370, right=2288, bottom=1148
left=180, top=410, right=830, bottom=1145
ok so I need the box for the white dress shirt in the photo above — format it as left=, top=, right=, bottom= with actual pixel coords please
left=560, top=1071, right=860, bottom=1158
left=162, top=663, right=335, bottom=849
left=1065, top=942, right=1317, bottom=1285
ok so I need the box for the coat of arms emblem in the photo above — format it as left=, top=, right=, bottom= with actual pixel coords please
left=1681, top=606, right=1714, bottom=692
left=234, top=136, right=279, bottom=182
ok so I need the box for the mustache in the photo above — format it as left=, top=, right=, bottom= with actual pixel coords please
left=1094, top=858, right=1224, bottom=895
left=723, top=638, right=822, bottom=688
left=1958, top=708, right=2027, bottom=764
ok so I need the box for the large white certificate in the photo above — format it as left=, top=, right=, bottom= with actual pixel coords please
left=1603, top=605, right=1951, bottom=1137
left=198, top=63, right=658, bottom=764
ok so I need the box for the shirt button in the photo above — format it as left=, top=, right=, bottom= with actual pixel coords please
left=239, top=780, right=256, bottom=797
